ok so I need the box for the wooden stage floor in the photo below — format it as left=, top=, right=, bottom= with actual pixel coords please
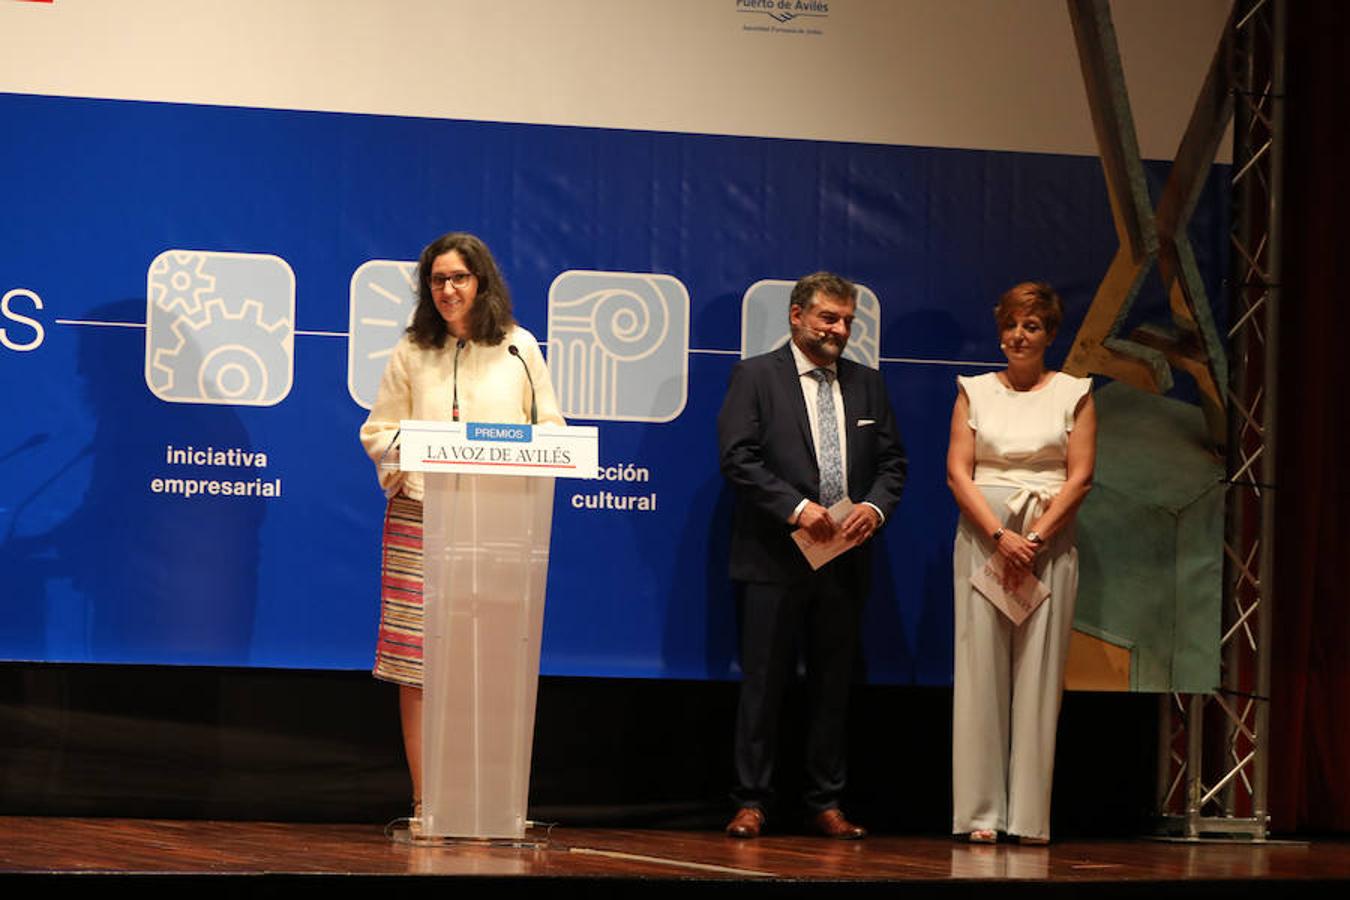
left=1, top=816, right=1346, bottom=898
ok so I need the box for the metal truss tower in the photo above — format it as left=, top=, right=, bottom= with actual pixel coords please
left=1155, top=0, right=1286, bottom=841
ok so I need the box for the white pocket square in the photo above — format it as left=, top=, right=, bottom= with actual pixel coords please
left=857, top=419, right=876, bottom=427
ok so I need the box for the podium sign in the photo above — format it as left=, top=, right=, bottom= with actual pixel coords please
left=400, top=420, right=598, bottom=479
left=399, top=420, right=594, bottom=841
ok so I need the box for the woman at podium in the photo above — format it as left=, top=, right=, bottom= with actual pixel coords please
left=358, top=231, right=564, bottom=828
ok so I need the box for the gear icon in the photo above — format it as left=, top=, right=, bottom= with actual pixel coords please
left=148, top=251, right=218, bottom=319
left=150, top=297, right=293, bottom=404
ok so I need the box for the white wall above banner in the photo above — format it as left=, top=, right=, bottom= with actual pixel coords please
left=0, top=0, right=1231, bottom=160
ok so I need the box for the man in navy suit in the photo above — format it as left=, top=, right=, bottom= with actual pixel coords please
left=718, top=271, right=906, bottom=839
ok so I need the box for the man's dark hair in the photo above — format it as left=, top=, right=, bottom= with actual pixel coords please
left=789, top=271, right=856, bottom=312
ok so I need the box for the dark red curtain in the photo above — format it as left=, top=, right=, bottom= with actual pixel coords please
left=1269, top=0, right=1350, bottom=833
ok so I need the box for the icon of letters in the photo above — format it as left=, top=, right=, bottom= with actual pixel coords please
left=347, top=260, right=417, bottom=410
left=739, top=280, right=882, bottom=369
left=548, top=270, right=689, bottom=423
left=145, top=250, right=295, bottom=406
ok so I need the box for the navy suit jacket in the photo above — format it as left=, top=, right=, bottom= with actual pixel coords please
left=717, top=342, right=907, bottom=584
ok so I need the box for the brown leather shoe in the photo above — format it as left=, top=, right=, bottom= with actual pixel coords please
left=726, top=806, right=765, bottom=839
left=812, top=808, right=866, bottom=839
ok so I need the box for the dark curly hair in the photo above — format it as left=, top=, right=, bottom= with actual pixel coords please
left=406, top=232, right=515, bottom=348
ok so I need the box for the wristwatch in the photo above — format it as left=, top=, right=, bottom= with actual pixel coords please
left=992, top=527, right=1006, bottom=542
left=1026, top=531, right=1044, bottom=545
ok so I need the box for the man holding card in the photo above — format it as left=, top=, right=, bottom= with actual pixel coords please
left=717, top=271, right=906, bottom=839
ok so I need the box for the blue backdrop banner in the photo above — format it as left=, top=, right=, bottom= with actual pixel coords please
left=0, top=91, right=1229, bottom=682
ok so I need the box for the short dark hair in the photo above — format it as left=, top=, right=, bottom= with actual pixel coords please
left=994, top=281, right=1063, bottom=335
left=407, top=232, right=515, bottom=348
left=789, top=271, right=856, bottom=313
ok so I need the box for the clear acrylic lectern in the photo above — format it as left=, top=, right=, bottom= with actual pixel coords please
left=419, top=472, right=555, bottom=840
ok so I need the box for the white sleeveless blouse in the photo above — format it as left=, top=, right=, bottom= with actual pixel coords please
left=956, top=371, right=1091, bottom=517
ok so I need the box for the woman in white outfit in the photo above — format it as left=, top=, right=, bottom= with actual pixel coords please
left=947, top=282, right=1096, bottom=844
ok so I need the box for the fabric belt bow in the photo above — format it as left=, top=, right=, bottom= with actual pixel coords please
left=1005, top=483, right=1060, bottom=521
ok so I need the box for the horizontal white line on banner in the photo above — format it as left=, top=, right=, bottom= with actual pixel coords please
left=879, top=357, right=1004, bottom=368
left=56, top=320, right=353, bottom=339
left=56, top=319, right=145, bottom=328
left=691, top=350, right=1006, bottom=367
left=46, top=322, right=1012, bottom=370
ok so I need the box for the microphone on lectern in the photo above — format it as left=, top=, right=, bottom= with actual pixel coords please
left=507, top=345, right=538, bottom=425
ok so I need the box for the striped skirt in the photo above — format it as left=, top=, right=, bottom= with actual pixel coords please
left=373, top=493, right=425, bottom=688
